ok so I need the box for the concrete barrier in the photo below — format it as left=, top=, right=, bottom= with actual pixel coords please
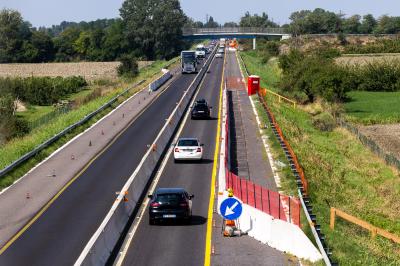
left=149, top=69, right=172, bottom=91
left=75, top=48, right=216, bottom=266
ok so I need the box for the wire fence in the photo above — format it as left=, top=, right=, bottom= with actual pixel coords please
left=28, top=104, right=72, bottom=130
left=337, top=118, right=400, bottom=170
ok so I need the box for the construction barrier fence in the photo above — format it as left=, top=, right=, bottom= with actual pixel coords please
left=223, top=88, right=300, bottom=227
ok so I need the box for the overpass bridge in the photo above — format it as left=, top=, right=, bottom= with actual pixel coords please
left=182, top=27, right=292, bottom=49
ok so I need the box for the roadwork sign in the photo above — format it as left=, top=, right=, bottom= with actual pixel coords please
left=220, top=197, right=242, bottom=220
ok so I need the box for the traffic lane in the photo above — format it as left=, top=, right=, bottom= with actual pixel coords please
left=122, top=56, right=223, bottom=266
left=0, top=58, right=209, bottom=266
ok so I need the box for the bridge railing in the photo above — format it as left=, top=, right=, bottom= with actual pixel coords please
left=182, top=27, right=288, bottom=35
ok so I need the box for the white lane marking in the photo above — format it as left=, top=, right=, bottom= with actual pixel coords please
left=114, top=55, right=217, bottom=266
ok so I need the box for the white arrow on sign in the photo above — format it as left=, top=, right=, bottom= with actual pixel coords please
left=225, top=201, right=239, bottom=216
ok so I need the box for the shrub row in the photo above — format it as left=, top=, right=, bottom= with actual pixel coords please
left=343, top=38, right=400, bottom=54
left=278, top=49, right=400, bottom=103
left=0, top=76, right=87, bottom=105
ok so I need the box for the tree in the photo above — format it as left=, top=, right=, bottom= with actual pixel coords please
left=359, top=14, right=377, bottom=34
left=224, top=22, right=238, bottom=27
left=375, top=15, right=400, bottom=34
left=342, top=15, right=361, bottom=33
left=240, top=12, right=278, bottom=28
left=120, top=0, right=186, bottom=60
left=0, top=9, right=28, bottom=62
left=288, top=8, right=341, bottom=34
left=30, top=30, right=54, bottom=62
left=204, top=16, right=219, bottom=28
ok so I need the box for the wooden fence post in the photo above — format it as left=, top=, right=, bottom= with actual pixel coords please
left=330, top=207, right=336, bottom=230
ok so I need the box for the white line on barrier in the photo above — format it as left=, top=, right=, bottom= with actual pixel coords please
left=75, top=51, right=216, bottom=266
left=115, top=55, right=217, bottom=266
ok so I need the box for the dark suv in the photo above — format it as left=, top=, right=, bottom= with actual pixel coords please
left=191, top=99, right=211, bottom=119
left=148, top=188, right=194, bottom=225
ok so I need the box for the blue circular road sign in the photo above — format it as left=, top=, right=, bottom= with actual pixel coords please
left=220, top=197, right=242, bottom=220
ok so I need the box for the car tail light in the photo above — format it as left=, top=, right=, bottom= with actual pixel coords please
left=150, top=202, right=160, bottom=207
left=175, top=148, right=179, bottom=152
left=197, top=147, right=201, bottom=152
left=180, top=202, right=188, bottom=207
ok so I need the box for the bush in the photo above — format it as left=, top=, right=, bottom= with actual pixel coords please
left=343, top=38, right=400, bottom=54
left=312, top=112, right=336, bottom=132
left=117, top=54, right=139, bottom=77
left=0, top=76, right=87, bottom=105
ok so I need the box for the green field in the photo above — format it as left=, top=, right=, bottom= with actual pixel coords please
left=241, top=50, right=400, bottom=265
left=345, top=91, right=400, bottom=125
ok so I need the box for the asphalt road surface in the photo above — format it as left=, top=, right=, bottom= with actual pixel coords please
left=0, top=58, right=209, bottom=266
left=120, top=55, right=224, bottom=266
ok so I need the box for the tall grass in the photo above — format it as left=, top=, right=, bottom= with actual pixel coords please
left=242, top=50, right=400, bottom=265
left=0, top=57, right=179, bottom=189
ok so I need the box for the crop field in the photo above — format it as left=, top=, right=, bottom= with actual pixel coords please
left=335, top=53, right=400, bottom=66
left=0, top=61, right=153, bottom=81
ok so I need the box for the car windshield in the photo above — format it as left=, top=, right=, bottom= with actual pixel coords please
left=194, top=103, right=208, bottom=110
left=156, top=193, right=184, bottom=203
left=178, top=139, right=199, bottom=146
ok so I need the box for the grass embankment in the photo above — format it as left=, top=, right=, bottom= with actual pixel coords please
left=241, top=50, right=400, bottom=265
left=0, top=58, right=179, bottom=190
left=344, top=91, right=400, bottom=125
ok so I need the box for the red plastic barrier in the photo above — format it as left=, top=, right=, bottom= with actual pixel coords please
left=247, top=181, right=255, bottom=208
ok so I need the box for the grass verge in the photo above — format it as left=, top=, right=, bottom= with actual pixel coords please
left=0, top=57, right=179, bottom=190
left=241, top=50, right=400, bottom=265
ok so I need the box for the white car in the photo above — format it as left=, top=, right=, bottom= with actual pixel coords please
left=215, top=52, right=223, bottom=58
left=173, top=138, right=203, bottom=162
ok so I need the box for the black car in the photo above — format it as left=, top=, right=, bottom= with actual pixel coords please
left=191, top=99, right=211, bottom=119
left=148, top=188, right=194, bottom=225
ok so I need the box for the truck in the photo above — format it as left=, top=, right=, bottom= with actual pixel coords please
left=181, top=51, right=197, bottom=74
left=195, top=44, right=206, bottom=59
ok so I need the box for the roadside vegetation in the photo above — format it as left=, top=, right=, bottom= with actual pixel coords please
left=240, top=44, right=400, bottom=265
left=0, top=57, right=179, bottom=190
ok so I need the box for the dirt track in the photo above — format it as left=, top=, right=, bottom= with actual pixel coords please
left=0, top=61, right=152, bottom=81
left=359, top=124, right=400, bottom=159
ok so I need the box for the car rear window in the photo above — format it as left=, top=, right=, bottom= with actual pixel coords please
left=178, top=139, right=199, bottom=146
left=194, top=103, right=208, bottom=110
left=156, top=193, right=184, bottom=203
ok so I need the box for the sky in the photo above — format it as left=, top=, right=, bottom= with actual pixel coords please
left=1, top=0, right=400, bottom=27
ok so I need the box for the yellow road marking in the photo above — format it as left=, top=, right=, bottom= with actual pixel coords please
left=0, top=75, right=179, bottom=255
left=204, top=52, right=226, bottom=266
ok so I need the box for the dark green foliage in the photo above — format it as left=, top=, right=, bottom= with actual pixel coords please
left=312, top=112, right=336, bottom=132
left=279, top=49, right=400, bottom=103
left=240, top=12, right=278, bottom=28
left=117, top=54, right=139, bottom=77
left=120, top=0, right=187, bottom=60
left=346, top=62, right=400, bottom=92
left=0, top=76, right=87, bottom=105
left=279, top=50, right=350, bottom=102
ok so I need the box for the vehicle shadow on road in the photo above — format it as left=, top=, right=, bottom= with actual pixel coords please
left=174, top=159, right=214, bottom=165
left=157, top=215, right=207, bottom=226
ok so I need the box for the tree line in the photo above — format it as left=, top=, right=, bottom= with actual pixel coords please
left=0, top=0, right=188, bottom=63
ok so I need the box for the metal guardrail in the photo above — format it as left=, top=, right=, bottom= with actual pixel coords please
left=183, top=27, right=288, bottom=36
left=0, top=80, right=146, bottom=179
left=0, top=58, right=180, bottom=180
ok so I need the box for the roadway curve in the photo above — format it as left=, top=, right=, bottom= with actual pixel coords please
left=0, top=58, right=209, bottom=266
left=120, top=53, right=224, bottom=265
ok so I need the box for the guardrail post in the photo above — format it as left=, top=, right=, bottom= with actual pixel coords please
left=330, top=207, right=336, bottom=230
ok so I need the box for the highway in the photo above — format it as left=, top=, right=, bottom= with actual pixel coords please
left=0, top=57, right=209, bottom=265
left=119, top=53, right=224, bottom=265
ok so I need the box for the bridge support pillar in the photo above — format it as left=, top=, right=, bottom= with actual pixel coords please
left=253, top=38, right=256, bottom=50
